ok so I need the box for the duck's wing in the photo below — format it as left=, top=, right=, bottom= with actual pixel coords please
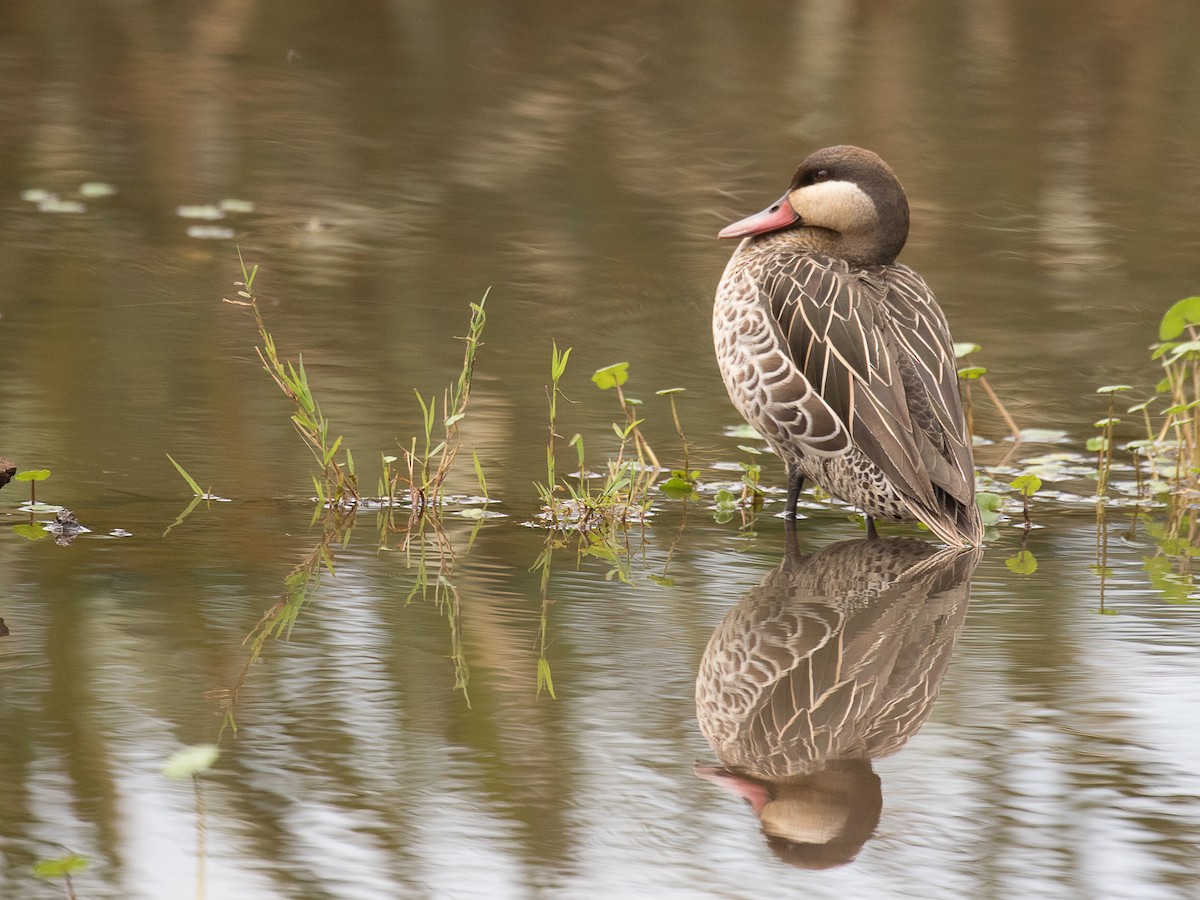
left=878, top=265, right=978, bottom=508
left=760, top=254, right=978, bottom=538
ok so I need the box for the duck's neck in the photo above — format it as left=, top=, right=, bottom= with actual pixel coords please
left=748, top=227, right=895, bottom=268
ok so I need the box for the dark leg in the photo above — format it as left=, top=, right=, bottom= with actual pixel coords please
left=865, top=516, right=879, bottom=540
left=785, top=469, right=804, bottom=519
left=783, top=514, right=801, bottom=563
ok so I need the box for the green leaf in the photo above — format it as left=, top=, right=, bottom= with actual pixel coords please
left=736, top=444, right=762, bottom=456
left=459, top=508, right=485, bottom=520
left=1010, top=474, right=1042, bottom=497
left=647, top=574, right=676, bottom=586
left=1005, top=550, right=1038, bottom=575
left=444, top=412, right=465, bottom=427
left=1093, top=417, right=1121, bottom=428
left=957, top=366, right=988, bottom=380
left=714, top=488, right=738, bottom=512
left=1086, top=436, right=1109, bottom=452
left=551, top=342, right=572, bottom=380
left=162, top=743, right=220, bottom=779
left=33, top=855, right=88, bottom=879
left=12, top=523, right=47, bottom=540
left=1159, top=296, right=1200, bottom=340
left=655, top=387, right=686, bottom=395
left=591, top=362, right=630, bottom=390
left=1096, top=384, right=1133, bottom=394
left=975, top=491, right=1004, bottom=526
left=166, top=454, right=204, bottom=496
left=13, top=469, right=50, bottom=482
left=471, top=449, right=488, bottom=499
left=536, top=658, right=557, bottom=697
left=1167, top=340, right=1200, bottom=363
left=953, top=342, right=982, bottom=358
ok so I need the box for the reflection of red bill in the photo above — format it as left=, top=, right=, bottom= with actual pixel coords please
left=693, top=762, right=771, bottom=814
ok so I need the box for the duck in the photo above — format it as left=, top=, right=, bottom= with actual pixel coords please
left=714, top=145, right=983, bottom=547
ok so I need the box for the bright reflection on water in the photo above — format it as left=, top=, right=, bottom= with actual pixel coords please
left=3, top=2, right=1200, bottom=898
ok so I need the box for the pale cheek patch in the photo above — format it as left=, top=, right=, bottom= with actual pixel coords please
left=788, top=181, right=879, bottom=232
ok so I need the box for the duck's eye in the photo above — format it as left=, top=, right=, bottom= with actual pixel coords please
left=814, top=169, right=830, bottom=182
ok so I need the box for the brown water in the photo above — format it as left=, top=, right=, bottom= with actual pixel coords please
left=3, top=3, right=1200, bottom=898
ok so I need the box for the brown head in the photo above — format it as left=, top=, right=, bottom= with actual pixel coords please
left=719, top=145, right=910, bottom=267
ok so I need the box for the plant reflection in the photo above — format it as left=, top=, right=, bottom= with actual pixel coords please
left=694, top=531, right=981, bottom=869
left=214, top=506, right=473, bottom=735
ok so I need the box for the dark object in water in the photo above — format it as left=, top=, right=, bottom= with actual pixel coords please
left=0, top=456, right=15, bottom=488
left=0, top=618, right=8, bottom=637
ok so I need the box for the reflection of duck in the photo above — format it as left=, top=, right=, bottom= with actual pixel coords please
left=714, top=146, right=982, bottom=547
left=695, top=534, right=981, bottom=868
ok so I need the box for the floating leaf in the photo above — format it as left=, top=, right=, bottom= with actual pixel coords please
left=1086, top=436, right=1109, bottom=452
left=724, top=424, right=764, bottom=439
left=33, top=855, right=88, bottom=879
left=162, top=743, right=220, bottom=779
left=975, top=491, right=1004, bottom=526
left=591, top=362, right=629, bottom=390
left=1005, top=550, right=1038, bottom=575
left=80, top=182, right=117, bottom=198
left=39, top=198, right=85, bottom=213
left=1096, top=385, right=1133, bottom=394
left=953, top=342, right=982, bottom=358
left=1015, top=428, right=1068, bottom=443
left=957, top=366, right=988, bottom=380
left=175, top=204, right=224, bottom=220
left=1158, top=296, right=1200, bottom=340
left=736, top=444, right=762, bottom=456
left=186, top=225, right=235, bottom=240
left=1093, top=417, right=1121, bottom=428
left=219, top=198, right=256, bottom=214
left=655, top=387, right=686, bottom=395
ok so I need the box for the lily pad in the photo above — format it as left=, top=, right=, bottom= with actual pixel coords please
left=162, top=743, right=220, bottom=779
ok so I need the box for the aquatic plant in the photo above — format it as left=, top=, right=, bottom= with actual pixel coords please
left=224, top=252, right=359, bottom=511
left=535, top=348, right=655, bottom=533
left=955, top=342, right=1021, bottom=442
left=33, top=853, right=87, bottom=900
left=656, top=388, right=701, bottom=497
left=401, top=291, right=488, bottom=519
left=12, top=467, right=50, bottom=507
left=225, top=252, right=488, bottom=525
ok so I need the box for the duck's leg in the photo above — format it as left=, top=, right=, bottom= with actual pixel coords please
left=865, top=516, right=879, bottom=540
left=784, top=469, right=804, bottom=519
left=783, top=515, right=801, bottom=563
